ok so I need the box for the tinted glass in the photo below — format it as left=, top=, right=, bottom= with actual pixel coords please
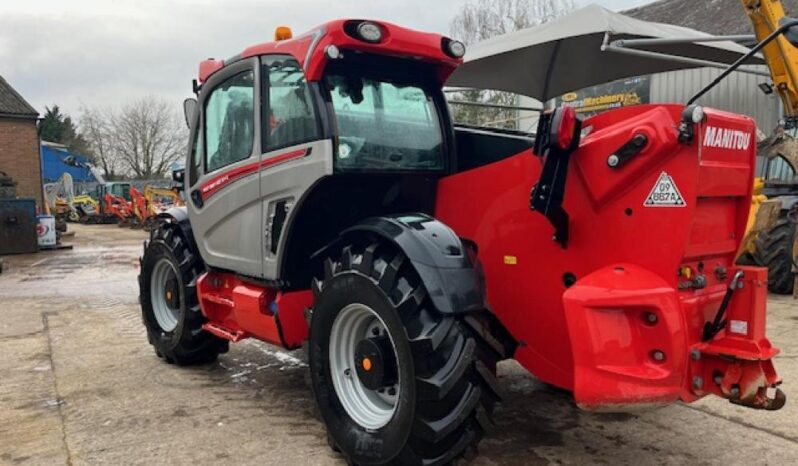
left=189, top=125, right=201, bottom=186
left=327, top=75, right=444, bottom=171
left=205, top=71, right=255, bottom=172
left=267, top=58, right=319, bottom=150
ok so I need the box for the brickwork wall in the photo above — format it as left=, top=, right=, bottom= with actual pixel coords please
left=0, top=117, right=42, bottom=207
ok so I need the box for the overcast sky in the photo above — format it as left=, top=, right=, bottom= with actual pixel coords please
left=0, top=0, right=653, bottom=120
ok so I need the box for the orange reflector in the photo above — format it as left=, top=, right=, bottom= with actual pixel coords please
left=362, top=357, right=372, bottom=371
left=275, top=26, right=293, bottom=41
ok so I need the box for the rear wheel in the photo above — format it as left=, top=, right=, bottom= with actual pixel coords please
left=752, top=213, right=796, bottom=295
left=309, top=240, right=507, bottom=465
left=139, top=223, right=228, bottom=364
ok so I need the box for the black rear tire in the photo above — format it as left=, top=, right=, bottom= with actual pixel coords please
left=138, top=223, right=228, bottom=365
left=751, top=213, right=796, bottom=295
left=309, top=240, right=507, bottom=466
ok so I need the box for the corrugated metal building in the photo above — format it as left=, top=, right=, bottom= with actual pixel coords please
left=650, top=66, right=779, bottom=134
left=625, top=0, right=797, bottom=134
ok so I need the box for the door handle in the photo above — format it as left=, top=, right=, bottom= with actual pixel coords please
left=191, top=190, right=204, bottom=208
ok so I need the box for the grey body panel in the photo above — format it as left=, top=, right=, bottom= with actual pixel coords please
left=263, top=139, right=333, bottom=279
left=186, top=58, right=264, bottom=278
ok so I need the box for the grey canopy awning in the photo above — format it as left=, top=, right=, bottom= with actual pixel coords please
left=446, top=4, right=763, bottom=102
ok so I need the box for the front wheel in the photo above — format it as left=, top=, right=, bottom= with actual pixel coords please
left=309, top=241, right=506, bottom=465
left=139, top=224, right=228, bottom=364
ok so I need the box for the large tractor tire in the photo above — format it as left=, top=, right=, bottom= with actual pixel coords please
left=752, top=213, right=796, bottom=295
left=138, top=223, right=228, bottom=364
left=309, top=240, right=509, bottom=466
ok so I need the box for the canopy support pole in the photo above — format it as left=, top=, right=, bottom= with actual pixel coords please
left=602, top=33, right=770, bottom=77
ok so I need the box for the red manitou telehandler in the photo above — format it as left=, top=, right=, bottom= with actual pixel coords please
left=139, top=18, right=786, bottom=465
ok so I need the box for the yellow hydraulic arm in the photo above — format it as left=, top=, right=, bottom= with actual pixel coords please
left=742, top=0, right=798, bottom=119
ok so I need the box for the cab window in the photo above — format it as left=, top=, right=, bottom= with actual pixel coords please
left=205, top=70, right=255, bottom=172
left=265, top=57, right=320, bottom=151
left=326, top=74, right=445, bottom=171
left=188, top=125, right=201, bottom=186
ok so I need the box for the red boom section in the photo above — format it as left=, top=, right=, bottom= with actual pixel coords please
left=436, top=104, right=783, bottom=409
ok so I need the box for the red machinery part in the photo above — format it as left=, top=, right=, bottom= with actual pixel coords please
left=199, top=20, right=462, bottom=86
left=191, top=102, right=783, bottom=411
left=690, top=266, right=784, bottom=410
left=197, top=272, right=312, bottom=349
left=435, top=104, right=783, bottom=410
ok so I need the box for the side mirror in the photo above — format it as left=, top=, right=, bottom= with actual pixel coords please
left=183, top=98, right=197, bottom=130
left=172, top=168, right=185, bottom=185
left=781, top=17, right=798, bottom=48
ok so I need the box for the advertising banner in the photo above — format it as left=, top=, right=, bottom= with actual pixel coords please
left=555, top=76, right=651, bottom=118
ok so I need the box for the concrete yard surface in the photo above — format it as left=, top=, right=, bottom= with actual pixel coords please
left=1, top=223, right=797, bottom=465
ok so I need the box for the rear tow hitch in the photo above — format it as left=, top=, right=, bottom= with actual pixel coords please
left=730, top=386, right=786, bottom=411
left=690, top=267, right=785, bottom=411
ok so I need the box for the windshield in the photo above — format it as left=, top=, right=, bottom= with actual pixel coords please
left=327, top=74, right=445, bottom=171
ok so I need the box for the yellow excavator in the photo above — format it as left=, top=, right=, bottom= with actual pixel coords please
left=737, top=0, right=798, bottom=294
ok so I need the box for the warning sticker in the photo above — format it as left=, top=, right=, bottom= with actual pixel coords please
left=644, top=172, right=686, bottom=207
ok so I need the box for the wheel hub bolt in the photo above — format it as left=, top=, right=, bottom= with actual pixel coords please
left=651, top=350, right=666, bottom=362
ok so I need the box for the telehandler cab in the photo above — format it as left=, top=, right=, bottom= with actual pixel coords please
left=139, top=19, right=785, bottom=465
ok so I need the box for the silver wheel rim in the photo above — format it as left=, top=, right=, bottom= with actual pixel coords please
left=150, top=258, right=180, bottom=332
left=329, top=303, right=400, bottom=430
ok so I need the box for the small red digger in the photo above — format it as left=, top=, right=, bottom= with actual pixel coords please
left=139, top=18, right=786, bottom=465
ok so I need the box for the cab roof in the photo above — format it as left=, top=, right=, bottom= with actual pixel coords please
left=198, top=19, right=462, bottom=86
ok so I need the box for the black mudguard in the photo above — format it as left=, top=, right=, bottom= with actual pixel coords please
left=156, top=206, right=201, bottom=257
left=317, top=214, right=485, bottom=314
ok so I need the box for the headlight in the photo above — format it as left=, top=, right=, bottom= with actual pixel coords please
left=326, top=45, right=342, bottom=60
left=446, top=40, right=466, bottom=58
left=691, top=106, right=705, bottom=124
left=357, top=22, right=383, bottom=43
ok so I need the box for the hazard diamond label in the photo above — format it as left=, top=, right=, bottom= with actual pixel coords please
left=644, top=172, right=686, bottom=207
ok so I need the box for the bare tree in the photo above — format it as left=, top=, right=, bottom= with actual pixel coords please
left=111, top=96, right=186, bottom=179
left=79, top=106, right=121, bottom=179
left=451, top=0, right=574, bottom=45
left=449, top=0, right=574, bottom=129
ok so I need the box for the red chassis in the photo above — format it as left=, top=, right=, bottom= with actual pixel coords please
left=195, top=103, right=783, bottom=411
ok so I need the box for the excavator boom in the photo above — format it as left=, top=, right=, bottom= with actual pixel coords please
left=742, top=0, right=798, bottom=120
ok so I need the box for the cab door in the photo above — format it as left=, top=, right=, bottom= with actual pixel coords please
left=186, top=58, right=264, bottom=277
left=259, top=55, right=332, bottom=279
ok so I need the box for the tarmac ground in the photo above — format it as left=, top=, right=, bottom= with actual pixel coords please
left=1, top=223, right=797, bottom=465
